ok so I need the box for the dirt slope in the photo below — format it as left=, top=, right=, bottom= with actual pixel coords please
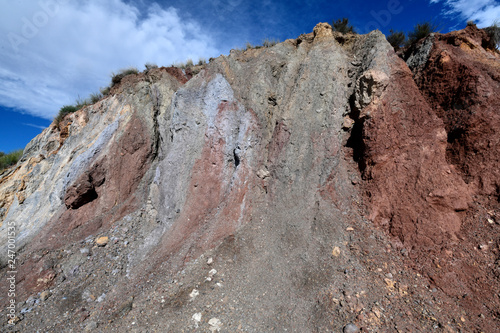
left=0, top=23, right=499, bottom=332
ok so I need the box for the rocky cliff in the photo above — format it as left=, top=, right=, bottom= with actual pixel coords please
left=1, top=23, right=499, bottom=332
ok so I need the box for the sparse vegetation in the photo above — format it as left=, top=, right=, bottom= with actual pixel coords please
left=245, top=42, right=254, bottom=50
left=111, top=67, right=139, bottom=87
left=55, top=105, right=79, bottom=125
left=484, top=22, right=500, bottom=50
left=407, top=22, right=438, bottom=45
left=172, top=59, right=196, bottom=69
left=387, top=29, right=406, bottom=51
left=100, top=86, right=111, bottom=96
left=89, top=92, right=103, bottom=104
left=262, top=38, right=279, bottom=47
left=54, top=90, right=105, bottom=126
left=332, top=18, right=356, bottom=34
left=197, top=58, right=207, bottom=66
left=0, top=149, right=23, bottom=172
left=467, top=20, right=476, bottom=27
left=145, top=62, right=158, bottom=70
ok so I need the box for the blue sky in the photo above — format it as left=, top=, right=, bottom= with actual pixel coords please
left=0, top=0, right=498, bottom=152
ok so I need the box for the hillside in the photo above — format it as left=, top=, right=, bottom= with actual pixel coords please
left=1, top=23, right=499, bottom=332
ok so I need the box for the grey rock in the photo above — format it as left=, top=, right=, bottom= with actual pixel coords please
left=343, top=323, right=359, bottom=333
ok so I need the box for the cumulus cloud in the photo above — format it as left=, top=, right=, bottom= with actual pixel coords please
left=0, top=0, right=220, bottom=119
left=430, top=0, right=500, bottom=27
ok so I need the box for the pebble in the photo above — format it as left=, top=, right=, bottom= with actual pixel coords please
left=40, top=290, right=51, bottom=301
left=208, top=318, right=222, bottom=332
left=343, top=323, right=359, bottom=333
left=332, top=246, right=341, bottom=257
left=189, top=289, right=199, bottom=299
left=96, top=293, right=106, bottom=302
left=207, top=257, right=213, bottom=265
left=95, top=236, right=109, bottom=247
left=84, top=321, right=98, bottom=331
left=192, top=313, right=202, bottom=327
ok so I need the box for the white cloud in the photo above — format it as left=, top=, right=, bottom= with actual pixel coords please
left=0, top=0, right=220, bottom=119
left=430, top=0, right=500, bottom=27
left=23, top=123, right=47, bottom=130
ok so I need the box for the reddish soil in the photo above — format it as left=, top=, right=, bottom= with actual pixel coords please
left=357, top=25, right=500, bottom=331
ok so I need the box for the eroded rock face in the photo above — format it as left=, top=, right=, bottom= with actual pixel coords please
left=407, top=25, right=500, bottom=197
left=0, top=24, right=499, bottom=332
left=403, top=25, right=500, bottom=329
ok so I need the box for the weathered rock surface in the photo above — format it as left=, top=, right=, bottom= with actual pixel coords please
left=0, top=23, right=499, bottom=332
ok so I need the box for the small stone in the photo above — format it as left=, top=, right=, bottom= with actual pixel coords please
left=487, top=218, right=494, bottom=224
left=84, top=321, right=98, bottom=332
left=343, top=323, right=359, bottom=333
left=207, top=257, right=213, bottom=265
left=479, top=244, right=488, bottom=250
left=189, top=289, right=199, bottom=299
left=256, top=169, right=270, bottom=179
left=209, top=269, right=217, bottom=276
left=385, top=278, right=395, bottom=289
left=332, top=246, right=341, bottom=257
left=192, top=313, right=202, bottom=327
left=40, top=290, right=51, bottom=301
left=342, top=117, right=355, bottom=130
left=208, top=318, right=223, bottom=332
left=95, top=236, right=109, bottom=247
left=346, top=227, right=354, bottom=231
left=9, top=316, right=22, bottom=325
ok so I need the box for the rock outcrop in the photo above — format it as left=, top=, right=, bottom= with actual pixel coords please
left=0, top=23, right=499, bottom=332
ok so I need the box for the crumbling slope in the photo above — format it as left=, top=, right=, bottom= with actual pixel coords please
left=0, top=23, right=499, bottom=332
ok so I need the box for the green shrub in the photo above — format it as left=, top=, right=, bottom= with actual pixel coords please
left=484, top=22, right=500, bottom=50
left=111, top=67, right=139, bottom=87
left=332, top=18, right=356, bottom=34
left=100, top=86, right=111, bottom=96
left=75, top=96, right=90, bottom=109
left=0, top=149, right=23, bottom=172
left=89, top=92, right=103, bottom=104
left=197, top=58, right=207, bottom=66
left=55, top=105, right=79, bottom=125
left=387, top=29, right=406, bottom=50
left=407, top=22, right=438, bottom=45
